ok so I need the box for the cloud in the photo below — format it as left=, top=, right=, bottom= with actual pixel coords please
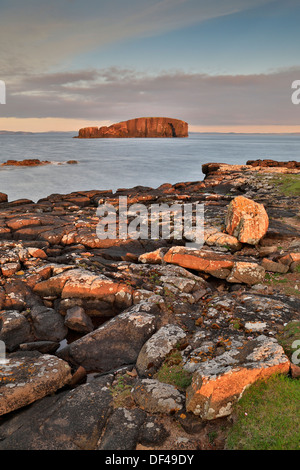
left=0, top=0, right=275, bottom=80
left=4, top=66, right=300, bottom=126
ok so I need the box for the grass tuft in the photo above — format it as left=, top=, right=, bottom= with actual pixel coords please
left=226, top=374, right=300, bottom=450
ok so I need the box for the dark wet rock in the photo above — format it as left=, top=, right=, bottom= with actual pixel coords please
left=0, top=375, right=113, bottom=449
left=138, top=415, right=169, bottom=446
left=64, top=306, right=94, bottom=333
left=30, top=305, right=68, bottom=342
left=177, top=413, right=205, bottom=434
left=267, top=220, right=300, bottom=238
left=0, top=310, right=32, bottom=351
left=58, top=302, right=158, bottom=372
left=19, top=341, right=60, bottom=354
left=97, top=407, right=146, bottom=450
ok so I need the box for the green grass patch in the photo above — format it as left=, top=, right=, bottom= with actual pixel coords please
left=264, top=272, right=288, bottom=284
left=270, top=174, right=300, bottom=196
left=155, top=350, right=192, bottom=391
left=109, top=375, right=133, bottom=408
left=277, top=321, right=300, bottom=360
left=264, top=272, right=300, bottom=297
left=226, top=374, right=300, bottom=450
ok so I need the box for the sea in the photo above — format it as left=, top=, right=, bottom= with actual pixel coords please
left=0, top=132, right=299, bottom=202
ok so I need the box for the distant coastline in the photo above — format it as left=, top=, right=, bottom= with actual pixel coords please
left=0, top=130, right=34, bottom=135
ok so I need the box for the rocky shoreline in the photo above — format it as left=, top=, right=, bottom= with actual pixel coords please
left=0, top=160, right=299, bottom=450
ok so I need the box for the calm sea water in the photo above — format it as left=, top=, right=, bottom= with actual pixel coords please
left=0, top=132, right=299, bottom=202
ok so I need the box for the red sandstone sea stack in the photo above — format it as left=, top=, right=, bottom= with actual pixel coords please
left=77, top=117, right=188, bottom=138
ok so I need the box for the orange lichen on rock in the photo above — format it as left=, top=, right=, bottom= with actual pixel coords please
left=225, top=196, right=269, bottom=245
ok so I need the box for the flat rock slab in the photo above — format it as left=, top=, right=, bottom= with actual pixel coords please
left=33, top=268, right=132, bottom=309
left=164, top=246, right=234, bottom=279
left=97, top=407, right=146, bottom=450
left=163, top=246, right=265, bottom=284
left=0, top=353, right=72, bottom=416
left=0, top=375, right=113, bottom=450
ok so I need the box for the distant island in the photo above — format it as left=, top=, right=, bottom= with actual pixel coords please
left=0, top=130, right=34, bottom=135
left=76, top=117, right=188, bottom=138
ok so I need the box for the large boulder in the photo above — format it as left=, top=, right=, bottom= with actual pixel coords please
left=77, top=117, right=188, bottom=138
left=186, top=336, right=290, bottom=420
left=0, top=353, right=72, bottom=416
left=136, top=324, right=186, bottom=377
left=30, top=305, right=68, bottom=342
left=132, top=379, right=184, bottom=414
left=58, top=302, right=157, bottom=372
left=225, top=196, right=269, bottom=244
left=0, top=311, right=32, bottom=351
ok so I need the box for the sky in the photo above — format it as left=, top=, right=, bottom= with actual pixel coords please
left=0, top=0, right=300, bottom=132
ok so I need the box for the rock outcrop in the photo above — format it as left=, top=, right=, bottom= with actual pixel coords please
left=0, top=353, right=72, bottom=416
left=77, top=117, right=188, bottom=138
left=0, top=160, right=299, bottom=450
left=225, top=196, right=269, bottom=245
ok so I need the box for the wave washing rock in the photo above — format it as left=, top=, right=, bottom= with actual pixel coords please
left=77, top=117, right=188, bottom=138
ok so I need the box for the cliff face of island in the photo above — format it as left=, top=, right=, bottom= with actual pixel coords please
left=77, top=117, right=188, bottom=138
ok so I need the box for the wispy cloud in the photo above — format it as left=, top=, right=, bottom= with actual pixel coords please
left=5, top=66, right=300, bottom=126
left=0, top=0, right=275, bottom=79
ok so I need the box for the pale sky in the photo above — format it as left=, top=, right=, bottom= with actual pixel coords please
left=0, top=0, right=300, bottom=132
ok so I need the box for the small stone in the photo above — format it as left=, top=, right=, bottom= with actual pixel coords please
left=132, top=379, right=184, bottom=414
left=227, top=262, right=265, bottom=285
left=261, top=258, right=289, bottom=274
left=64, top=306, right=93, bottom=333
